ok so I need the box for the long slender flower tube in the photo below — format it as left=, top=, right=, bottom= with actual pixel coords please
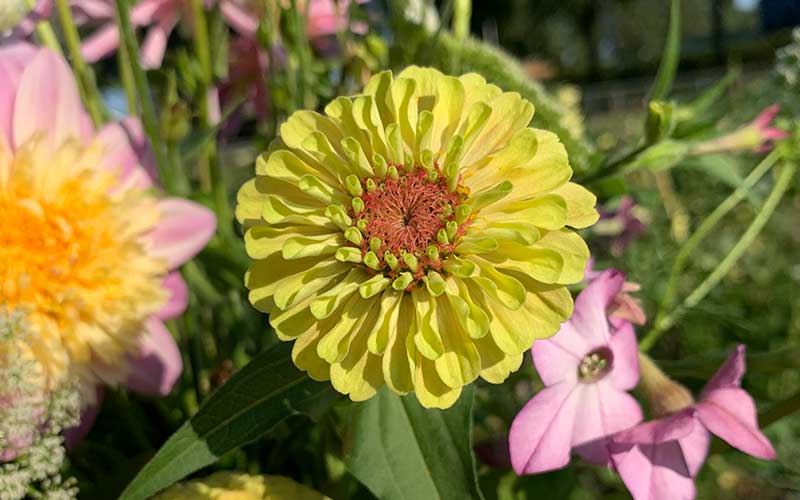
left=508, top=270, right=641, bottom=473
left=237, top=67, right=598, bottom=408
left=0, top=44, right=215, bottom=409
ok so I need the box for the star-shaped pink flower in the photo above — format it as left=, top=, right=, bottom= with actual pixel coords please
left=509, top=270, right=643, bottom=474
left=609, top=345, right=776, bottom=500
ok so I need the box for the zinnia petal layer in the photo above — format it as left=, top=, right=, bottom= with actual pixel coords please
left=238, top=67, right=597, bottom=407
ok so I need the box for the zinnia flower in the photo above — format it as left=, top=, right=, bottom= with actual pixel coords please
left=0, top=44, right=215, bottom=402
left=509, top=269, right=641, bottom=473
left=237, top=66, right=598, bottom=408
left=609, top=346, right=775, bottom=500
left=152, top=471, right=330, bottom=500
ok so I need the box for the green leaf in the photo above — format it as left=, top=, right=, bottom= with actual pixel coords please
left=649, top=0, right=682, bottom=100
left=345, top=386, right=484, bottom=500
left=119, top=342, right=340, bottom=500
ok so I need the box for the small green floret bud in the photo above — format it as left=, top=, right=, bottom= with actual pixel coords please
left=426, top=245, right=440, bottom=261
left=344, top=227, right=363, bottom=245
left=437, top=228, right=449, bottom=245
left=402, top=252, right=419, bottom=273
left=446, top=220, right=459, bottom=240
left=366, top=178, right=378, bottom=192
left=384, top=251, right=399, bottom=270
left=352, top=197, right=365, bottom=214
left=346, top=175, right=363, bottom=197
left=364, top=251, right=381, bottom=270
left=392, top=272, right=414, bottom=291
left=370, top=237, right=382, bottom=252
left=357, top=219, right=368, bottom=231
left=387, top=165, right=399, bottom=179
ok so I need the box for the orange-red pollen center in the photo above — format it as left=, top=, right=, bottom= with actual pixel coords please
left=350, top=165, right=470, bottom=284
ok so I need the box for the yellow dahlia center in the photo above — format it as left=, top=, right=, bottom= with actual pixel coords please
left=0, top=140, right=167, bottom=386
left=344, top=164, right=470, bottom=286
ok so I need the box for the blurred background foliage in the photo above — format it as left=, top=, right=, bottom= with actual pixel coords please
left=67, top=1, right=800, bottom=499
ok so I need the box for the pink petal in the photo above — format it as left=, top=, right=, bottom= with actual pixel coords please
left=680, top=421, right=712, bottom=477
left=696, top=388, right=776, bottom=460
left=71, top=0, right=116, bottom=20
left=531, top=323, right=582, bottom=386
left=147, top=198, right=216, bottom=269
left=81, top=24, right=120, bottom=63
left=701, top=344, right=745, bottom=396
left=606, top=322, right=640, bottom=391
left=139, top=11, right=179, bottom=70
left=156, top=272, right=189, bottom=320
left=572, top=381, right=643, bottom=466
left=0, top=43, right=36, bottom=148
left=613, top=410, right=696, bottom=445
left=509, top=382, right=580, bottom=475
left=94, top=119, right=154, bottom=189
left=220, top=1, right=259, bottom=36
left=63, top=386, right=105, bottom=450
left=124, top=317, right=183, bottom=396
left=570, top=269, right=626, bottom=347
left=13, top=48, right=92, bottom=150
left=610, top=437, right=699, bottom=500
left=753, top=105, right=780, bottom=129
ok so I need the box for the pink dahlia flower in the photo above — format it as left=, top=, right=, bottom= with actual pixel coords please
left=609, top=345, right=776, bottom=500
left=0, top=43, right=215, bottom=418
left=509, top=270, right=642, bottom=474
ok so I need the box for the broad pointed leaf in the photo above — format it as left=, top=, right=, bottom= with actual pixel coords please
left=345, top=386, right=484, bottom=500
left=119, top=342, right=340, bottom=500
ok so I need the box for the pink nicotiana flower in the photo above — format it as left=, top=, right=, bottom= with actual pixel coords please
left=509, top=270, right=642, bottom=474
left=609, top=345, right=776, bottom=500
left=0, top=43, right=215, bottom=457
left=691, top=104, right=789, bottom=156
left=585, top=259, right=646, bottom=326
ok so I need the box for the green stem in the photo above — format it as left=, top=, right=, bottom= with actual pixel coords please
left=117, top=41, right=138, bottom=115
left=54, top=0, right=106, bottom=126
left=24, top=0, right=61, bottom=53
left=655, top=150, right=780, bottom=318
left=114, top=0, right=172, bottom=191
left=640, top=160, right=796, bottom=352
left=190, top=0, right=213, bottom=83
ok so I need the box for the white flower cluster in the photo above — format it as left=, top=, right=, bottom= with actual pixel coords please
left=776, top=28, right=800, bottom=88
left=0, top=309, right=81, bottom=500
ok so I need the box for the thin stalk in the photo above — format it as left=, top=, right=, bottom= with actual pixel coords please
left=641, top=160, right=796, bottom=351
left=117, top=41, right=138, bottom=115
left=54, top=0, right=106, bottom=126
left=114, top=0, right=172, bottom=191
left=655, top=151, right=780, bottom=318
left=24, top=0, right=61, bottom=53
